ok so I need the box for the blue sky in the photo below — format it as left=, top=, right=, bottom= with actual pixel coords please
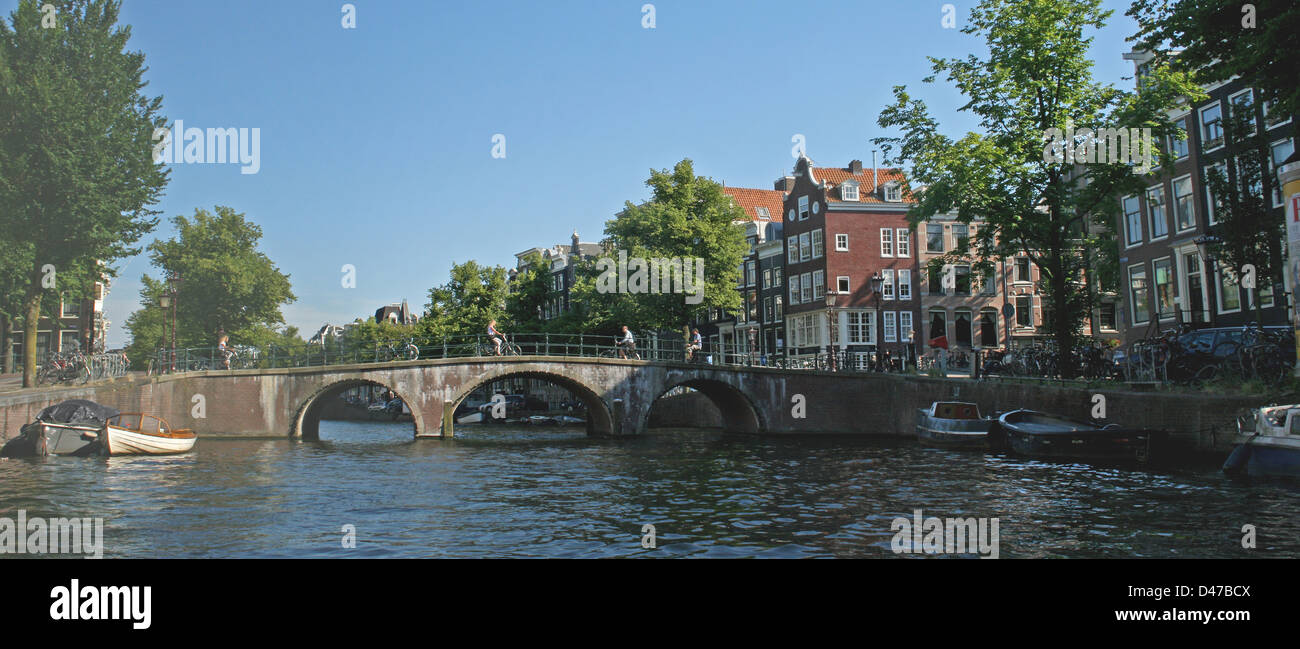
left=6, top=1, right=1143, bottom=347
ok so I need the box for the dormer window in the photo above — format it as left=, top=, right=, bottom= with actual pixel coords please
left=755, top=207, right=770, bottom=220
left=841, top=182, right=859, bottom=201
left=883, top=183, right=902, bottom=202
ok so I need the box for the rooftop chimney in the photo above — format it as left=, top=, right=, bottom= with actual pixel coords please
left=774, top=176, right=795, bottom=192
left=849, top=160, right=863, bottom=175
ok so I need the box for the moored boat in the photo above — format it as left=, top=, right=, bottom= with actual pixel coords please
left=998, top=409, right=1164, bottom=464
left=915, top=402, right=992, bottom=450
left=1223, top=405, right=1300, bottom=478
left=101, top=413, right=196, bottom=456
left=0, top=400, right=119, bottom=458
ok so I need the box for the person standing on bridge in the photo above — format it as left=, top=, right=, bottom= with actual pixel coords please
left=488, top=320, right=505, bottom=356
left=617, top=326, right=638, bottom=359
left=687, top=328, right=702, bottom=362
left=217, top=331, right=232, bottom=370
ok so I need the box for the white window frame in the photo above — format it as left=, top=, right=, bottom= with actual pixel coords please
left=1263, top=99, right=1292, bottom=129
left=1217, top=267, right=1241, bottom=314
left=899, top=311, right=913, bottom=343
left=1169, top=116, right=1189, bottom=161
left=789, top=283, right=800, bottom=306
left=1123, top=195, right=1143, bottom=247
left=1146, top=184, right=1168, bottom=241
left=841, top=182, right=859, bottom=201
left=1152, top=256, right=1176, bottom=321
left=813, top=270, right=825, bottom=300
left=801, top=272, right=812, bottom=304
left=1200, top=102, right=1224, bottom=153
left=798, top=196, right=810, bottom=220
left=883, top=311, right=897, bottom=342
left=882, top=269, right=895, bottom=300
left=1172, top=175, right=1195, bottom=232
left=799, top=232, right=811, bottom=262
left=895, top=229, right=910, bottom=257
left=884, top=183, right=902, bottom=202
left=1128, top=263, right=1151, bottom=325
left=880, top=228, right=894, bottom=257
left=897, top=269, right=911, bottom=301
left=1228, top=89, right=1257, bottom=137
left=837, top=276, right=850, bottom=293
left=812, top=229, right=824, bottom=259
left=1271, top=138, right=1295, bottom=207
left=835, top=233, right=848, bottom=252
left=1205, top=162, right=1227, bottom=225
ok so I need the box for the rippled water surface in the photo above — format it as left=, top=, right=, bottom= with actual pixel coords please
left=1, top=421, right=1297, bottom=558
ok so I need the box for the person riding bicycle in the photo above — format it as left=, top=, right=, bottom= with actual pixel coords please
left=217, top=331, right=233, bottom=369
left=617, top=326, right=637, bottom=359
left=487, top=320, right=507, bottom=355
left=687, top=328, right=702, bottom=361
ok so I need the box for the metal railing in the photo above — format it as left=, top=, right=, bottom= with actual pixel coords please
left=147, top=333, right=920, bottom=375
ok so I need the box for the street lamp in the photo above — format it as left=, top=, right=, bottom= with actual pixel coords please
left=870, top=272, right=884, bottom=370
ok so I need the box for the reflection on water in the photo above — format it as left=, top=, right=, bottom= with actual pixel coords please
left=1, top=419, right=1297, bottom=558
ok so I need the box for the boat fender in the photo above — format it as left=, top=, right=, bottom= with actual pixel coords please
left=1222, top=434, right=1258, bottom=475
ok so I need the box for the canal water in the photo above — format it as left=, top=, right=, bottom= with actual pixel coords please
left=1, top=420, right=1297, bottom=558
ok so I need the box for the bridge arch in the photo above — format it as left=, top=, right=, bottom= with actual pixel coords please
left=644, top=377, right=766, bottom=435
left=450, top=368, right=614, bottom=436
left=293, top=378, right=425, bottom=440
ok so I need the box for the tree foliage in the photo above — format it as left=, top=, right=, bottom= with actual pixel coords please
left=0, top=0, right=168, bottom=385
left=416, top=260, right=511, bottom=339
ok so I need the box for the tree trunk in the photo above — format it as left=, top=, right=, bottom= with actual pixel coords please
left=21, top=285, right=41, bottom=388
left=0, top=313, right=10, bottom=375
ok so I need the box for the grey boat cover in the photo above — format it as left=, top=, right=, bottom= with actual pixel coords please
left=35, top=399, right=119, bottom=426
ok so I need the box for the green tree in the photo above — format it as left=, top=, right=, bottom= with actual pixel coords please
left=1128, top=0, right=1300, bottom=135
left=123, top=206, right=296, bottom=367
left=0, top=0, right=169, bottom=386
left=1203, top=103, right=1284, bottom=325
left=416, top=260, right=511, bottom=339
left=873, top=0, right=1198, bottom=376
left=505, top=252, right=552, bottom=333
left=603, top=159, right=747, bottom=332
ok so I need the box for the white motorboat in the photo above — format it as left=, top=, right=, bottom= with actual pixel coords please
left=1224, top=405, right=1300, bottom=478
left=102, top=413, right=197, bottom=456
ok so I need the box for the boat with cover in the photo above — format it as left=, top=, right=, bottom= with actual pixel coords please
left=1223, top=405, right=1300, bottom=478
left=0, top=400, right=119, bottom=457
left=996, top=409, right=1165, bottom=464
left=915, top=402, right=993, bottom=450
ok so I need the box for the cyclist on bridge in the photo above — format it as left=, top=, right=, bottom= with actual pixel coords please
left=617, top=326, right=637, bottom=359
left=488, top=320, right=506, bottom=356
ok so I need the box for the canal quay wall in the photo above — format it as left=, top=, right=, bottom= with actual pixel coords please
left=648, top=375, right=1268, bottom=456
left=0, top=367, right=1275, bottom=455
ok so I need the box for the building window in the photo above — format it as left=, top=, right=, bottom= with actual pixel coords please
left=928, top=264, right=944, bottom=296
left=812, top=229, right=824, bottom=259
left=1153, top=257, right=1176, bottom=320
left=763, top=269, right=772, bottom=289
left=774, top=268, right=782, bottom=287
left=1015, top=296, right=1033, bottom=328
left=896, top=229, right=910, bottom=257
left=1099, top=303, right=1116, bottom=331
left=899, top=311, right=913, bottom=343
left=764, top=297, right=774, bottom=323
left=1218, top=268, right=1241, bottom=313
left=813, top=270, right=825, bottom=300
left=926, top=223, right=944, bottom=253
left=898, top=270, right=911, bottom=300
left=835, top=233, right=848, bottom=251
left=1173, top=176, right=1195, bottom=232
left=952, top=224, right=969, bottom=250
left=841, top=182, right=859, bottom=201
left=954, top=309, right=973, bottom=347
left=1146, top=185, right=1168, bottom=239
left=929, top=309, right=947, bottom=341
left=884, top=183, right=902, bottom=202
left=801, top=272, right=812, bottom=303
left=1200, top=102, right=1224, bottom=151
left=787, top=240, right=798, bottom=264
left=1263, top=99, right=1291, bottom=129
left=746, top=261, right=756, bottom=286
left=789, top=283, right=800, bottom=306
left=1123, top=195, right=1142, bottom=246
left=847, top=311, right=873, bottom=344
left=882, top=269, right=895, bottom=300
left=775, top=296, right=783, bottom=321
left=1015, top=257, right=1031, bottom=283
left=1272, top=139, right=1295, bottom=206
left=883, top=311, right=897, bottom=342
left=979, top=309, right=997, bottom=346
left=798, top=196, right=810, bottom=220
left=1169, top=118, right=1189, bottom=160
left=954, top=265, right=971, bottom=296
left=1205, top=162, right=1227, bottom=225
left=1129, top=265, right=1150, bottom=324
left=1229, top=89, right=1256, bottom=139
left=755, top=206, right=771, bottom=220
left=837, top=276, right=850, bottom=293
left=799, top=232, right=811, bottom=262
left=60, top=299, right=82, bottom=318
left=979, top=267, right=996, bottom=295
left=881, top=229, right=894, bottom=257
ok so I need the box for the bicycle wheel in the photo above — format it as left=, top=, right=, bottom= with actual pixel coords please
left=1251, top=345, right=1287, bottom=385
left=404, top=344, right=419, bottom=361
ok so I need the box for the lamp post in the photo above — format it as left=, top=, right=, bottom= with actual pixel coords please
left=1194, top=234, right=1221, bottom=328
left=870, top=272, right=884, bottom=370
left=825, top=291, right=836, bottom=370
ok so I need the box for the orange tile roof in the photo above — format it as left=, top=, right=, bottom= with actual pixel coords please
left=811, top=166, right=912, bottom=203
left=723, top=186, right=786, bottom=222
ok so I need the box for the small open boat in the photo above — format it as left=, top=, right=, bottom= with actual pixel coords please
left=915, top=402, right=992, bottom=450
left=997, top=409, right=1164, bottom=464
left=101, top=413, right=197, bottom=456
left=1223, top=405, right=1300, bottom=478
